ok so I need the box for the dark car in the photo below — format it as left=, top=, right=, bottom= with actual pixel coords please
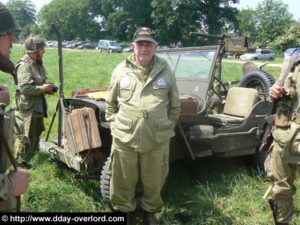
left=78, top=42, right=97, bottom=49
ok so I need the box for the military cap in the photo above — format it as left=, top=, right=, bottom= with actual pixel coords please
left=25, top=35, right=46, bottom=52
left=133, top=27, right=157, bottom=44
left=0, top=2, right=22, bottom=35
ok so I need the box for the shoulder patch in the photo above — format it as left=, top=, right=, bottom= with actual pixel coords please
left=120, top=77, right=131, bottom=89
left=156, top=77, right=167, bottom=88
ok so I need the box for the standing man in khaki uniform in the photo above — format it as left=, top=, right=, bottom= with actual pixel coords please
left=0, top=1, right=29, bottom=211
left=265, top=50, right=300, bottom=225
left=105, top=27, right=180, bottom=225
left=14, top=35, right=54, bottom=168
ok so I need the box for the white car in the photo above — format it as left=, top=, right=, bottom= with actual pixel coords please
left=240, top=49, right=275, bottom=61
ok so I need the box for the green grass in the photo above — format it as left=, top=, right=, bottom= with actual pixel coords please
left=2, top=46, right=299, bottom=224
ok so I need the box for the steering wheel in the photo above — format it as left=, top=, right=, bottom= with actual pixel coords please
left=211, top=76, right=228, bottom=100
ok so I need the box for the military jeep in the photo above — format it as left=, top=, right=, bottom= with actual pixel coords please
left=40, top=33, right=274, bottom=207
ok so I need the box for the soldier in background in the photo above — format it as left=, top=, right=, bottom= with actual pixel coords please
left=0, top=1, right=29, bottom=212
left=105, top=27, right=180, bottom=225
left=265, top=50, right=300, bottom=225
left=14, top=35, right=55, bottom=168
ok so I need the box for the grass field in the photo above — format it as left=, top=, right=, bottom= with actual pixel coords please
left=2, top=45, right=300, bottom=224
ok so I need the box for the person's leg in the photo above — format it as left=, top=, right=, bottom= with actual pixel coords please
left=109, top=138, right=139, bottom=212
left=140, top=140, right=170, bottom=224
left=265, top=141, right=297, bottom=224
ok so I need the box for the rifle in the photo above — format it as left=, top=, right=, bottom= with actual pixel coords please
left=259, top=50, right=300, bottom=152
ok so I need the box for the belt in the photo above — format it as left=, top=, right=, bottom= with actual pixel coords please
left=119, top=108, right=166, bottom=119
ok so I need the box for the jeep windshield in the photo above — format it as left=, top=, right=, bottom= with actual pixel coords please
left=156, top=46, right=219, bottom=111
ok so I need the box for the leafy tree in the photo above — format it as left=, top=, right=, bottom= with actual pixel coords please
left=151, top=0, right=239, bottom=46
left=151, top=0, right=200, bottom=45
left=18, top=23, right=40, bottom=41
left=236, top=9, right=256, bottom=37
left=268, top=24, right=300, bottom=52
left=100, top=0, right=153, bottom=41
left=254, top=0, right=293, bottom=47
left=6, top=0, right=36, bottom=27
left=38, top=0, right=101, bottom=41
left=6, top=0, right=36, bottom=40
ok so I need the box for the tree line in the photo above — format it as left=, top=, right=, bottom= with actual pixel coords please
left=6, top=0, right=300, bottom=52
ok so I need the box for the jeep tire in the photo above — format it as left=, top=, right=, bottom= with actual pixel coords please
left=239, top=69, right=275, bottom=95
left=100, top=156, right=113, bottom=210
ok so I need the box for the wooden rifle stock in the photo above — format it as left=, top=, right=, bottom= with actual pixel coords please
left=259, top=113, right=276, bottom=152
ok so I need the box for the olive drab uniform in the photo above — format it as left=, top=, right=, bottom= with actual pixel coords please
left=14, top=54, right=47, bottom=164
left=0, top=108, right=17, bottom=211
left=105, top=54, right=180, bottom=212
left=264, top=53, right=300, bottom=224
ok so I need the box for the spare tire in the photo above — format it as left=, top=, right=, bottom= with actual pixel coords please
left=239, top=69, right=275, bottom=94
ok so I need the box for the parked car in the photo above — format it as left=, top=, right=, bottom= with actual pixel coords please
left=97, top=40, right=122, bottom=53
left=78, top=42, right=97, bottom=49
left=45, top=40, right=58, bottom=47
left=66, top=41, right=85, bottom=49
left=157, top=45, right=169, bottom=50
left=122, top=46, right=133, bottom=52
left=240, top=49, right=275, bottom=61
left=223, top=52, right=243, bottom=59
left=284, top=48, right=300, bottom=61
left=120, top=44, right=129, bottom=50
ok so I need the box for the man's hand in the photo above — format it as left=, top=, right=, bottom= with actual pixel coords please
left=0, top=84, right=10, bottom=105
left=43, top=83, right=54, bottom=94
left=269, top=84, right=285, bottom=100
left=9, top=168, right=30, bottom=196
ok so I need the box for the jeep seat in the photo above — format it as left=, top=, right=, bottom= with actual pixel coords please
left=207, top=87, right=258, bottom=125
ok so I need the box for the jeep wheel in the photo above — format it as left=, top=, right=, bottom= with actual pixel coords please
left=100, top=156, right=143, bottom=210
left=100, top=156, right=113, bottom=210
left=239, top=69, right=275, bottom=95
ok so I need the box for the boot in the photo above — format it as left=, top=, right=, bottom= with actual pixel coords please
left=142, top=211, right=158, bottom=225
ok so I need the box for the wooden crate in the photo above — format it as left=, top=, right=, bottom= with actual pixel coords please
left=64, top=107, right=102, bottom=154
left=179, top=94, right=198, bottom=123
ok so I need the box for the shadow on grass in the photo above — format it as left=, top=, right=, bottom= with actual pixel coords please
left=160, top=157, right=264, bottom=224
left=24, top=151, right=109, bottom=212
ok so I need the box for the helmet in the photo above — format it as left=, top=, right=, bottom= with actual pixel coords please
left=0, top=2, right=22, bottom=35
left=25, top=35, right=46, bottom=52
